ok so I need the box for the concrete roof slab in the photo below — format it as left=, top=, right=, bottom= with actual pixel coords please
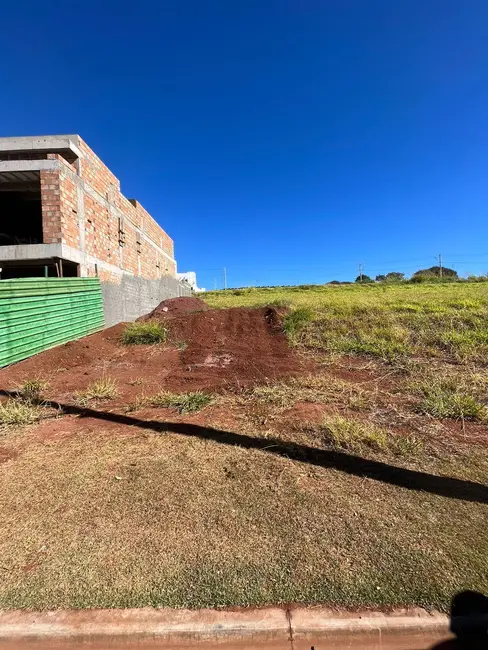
left=0, top=135, right=81, bottom=160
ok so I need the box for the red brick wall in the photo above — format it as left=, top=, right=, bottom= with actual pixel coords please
left=41, top=162, right=81, bottom=249
left=78, top=139, right=120, bottom=199
left=76, top=137, right=175, bottom=279
left=131, top=200, right=175, bottom=259
left=59, top=173, right=79, bottom=249
left=40, top=170, right=62, bottom=244
left=40, top=138, right=176, bottom=280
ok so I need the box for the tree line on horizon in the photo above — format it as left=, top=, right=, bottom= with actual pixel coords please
left=330, top=266, right=488, bottom=285
left=212, top=267, right=488, bottom=294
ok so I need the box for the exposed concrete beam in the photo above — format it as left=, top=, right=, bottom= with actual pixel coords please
left=0, top=135, right=81, bottom=160
left=0, top=243, right=63, bottom=262
left=0, top=160, right=58, bottom=173
left=0, top=243, right=129, bottom=278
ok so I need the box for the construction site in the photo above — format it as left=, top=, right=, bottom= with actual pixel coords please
left=0, top=279, right=487, bottom=621
left=0, top=135, right=190, bottom=329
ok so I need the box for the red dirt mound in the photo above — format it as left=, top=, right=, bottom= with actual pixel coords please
left=164, top=306, right=308, bottom=390
left=140, top=296, right=209, bottom=320
left=0, top=306, right=310, bottom=403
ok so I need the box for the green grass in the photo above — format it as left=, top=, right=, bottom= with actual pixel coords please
left=283, top=307, right=314, bottom=342
left=204, top=283, right=488, bottom=363
left=137, top=390, right=212, bottom=414
left=122, top=321, right=167, bottom=345
left=412, top=377, right=487, bottom=421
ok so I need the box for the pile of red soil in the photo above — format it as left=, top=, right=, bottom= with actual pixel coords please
left=140, top=296, right=209, bottom=320
left=165, top=306, right=307, bottom=390
left=0, top=306, right=310, bottom=402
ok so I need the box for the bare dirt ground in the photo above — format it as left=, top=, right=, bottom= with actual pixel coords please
left=0, top=304, right=309, bottom=404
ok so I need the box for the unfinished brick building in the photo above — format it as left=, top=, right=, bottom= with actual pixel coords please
left=0, top=135, right=190, bottom=324
left=0, top=135, right=176, bottom=281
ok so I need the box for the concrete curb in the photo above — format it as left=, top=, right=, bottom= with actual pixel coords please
left=0, top=606, right=450, bottom=643
left=291, top=606, right=449, bottom=634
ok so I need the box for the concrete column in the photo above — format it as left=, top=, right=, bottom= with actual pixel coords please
left=76, top=182, right=87, bottom=276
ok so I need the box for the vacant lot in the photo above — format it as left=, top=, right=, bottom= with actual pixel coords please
left=205, top=282, right=488, bottom=363
left=0, top=284, right=487, bottom=611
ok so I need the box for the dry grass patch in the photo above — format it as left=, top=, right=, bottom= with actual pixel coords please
left=0, top=399, right=43, bottom=427
left=0, top=419, right=486, bottom=610
left=135, top=390, right=212, bottom=414
left=16, top=378, right=48, bottom=403
left=247, top=374, right=369, bottom=409
left=75, top=378, right=118, bottom=404
left=317, top=414, right=422, bottom=456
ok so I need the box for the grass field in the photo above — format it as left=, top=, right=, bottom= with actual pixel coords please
left=205, top=282, right=488, bottom=362
left=0, top=282, right=487, bottom=611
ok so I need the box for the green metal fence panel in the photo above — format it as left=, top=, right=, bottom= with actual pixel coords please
left=0, top=278, right=105, bottom=367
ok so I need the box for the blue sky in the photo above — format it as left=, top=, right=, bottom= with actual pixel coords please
left=1, top=0, right=487, bottom=288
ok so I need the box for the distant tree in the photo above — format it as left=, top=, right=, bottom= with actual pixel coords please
left=376, top=272, right=405, bottom=283
left=385, top=272, right=405, bottom=282
left=467, top=274, right=488, bottom=283
left=411, top=266, right=458, bottom=282
left=328, top=280, right=341, bottom=285
left=355, top=274, right=373, bottom=283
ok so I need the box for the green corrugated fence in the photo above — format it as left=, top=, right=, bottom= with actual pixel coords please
left=0, top=278, right=105, bottom=367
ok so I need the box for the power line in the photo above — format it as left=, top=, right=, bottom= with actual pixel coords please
left=196, top=253, right=488, bottom=287
left=195, top=253, right=488, bottom=275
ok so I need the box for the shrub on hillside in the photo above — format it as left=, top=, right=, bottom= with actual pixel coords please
left=376, top=272, right=405, bottom=283
left=355, top=275, right=374, bottom=283
left=411, top=266, right=458, bottom=282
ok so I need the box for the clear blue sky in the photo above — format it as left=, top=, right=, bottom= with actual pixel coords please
left=1, top=1, right=487, bottom=288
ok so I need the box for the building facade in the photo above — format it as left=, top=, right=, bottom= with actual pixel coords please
left=0, top=135, right=177, bottom=281
left=176, top=271, right=205, bottom=293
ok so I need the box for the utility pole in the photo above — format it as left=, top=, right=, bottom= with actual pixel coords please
left=358, top=263, right=363, bottom=283
left=435, top=254, right=443, bottom=279
left=223, top=267, right=227, bottom=290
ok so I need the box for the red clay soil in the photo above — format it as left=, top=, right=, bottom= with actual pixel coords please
left=140, top=296, right=209, bottom=320
left=0, top=306, right=309, bottom=405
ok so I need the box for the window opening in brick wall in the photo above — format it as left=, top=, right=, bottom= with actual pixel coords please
left=0, top=175, right=43, bottom=245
